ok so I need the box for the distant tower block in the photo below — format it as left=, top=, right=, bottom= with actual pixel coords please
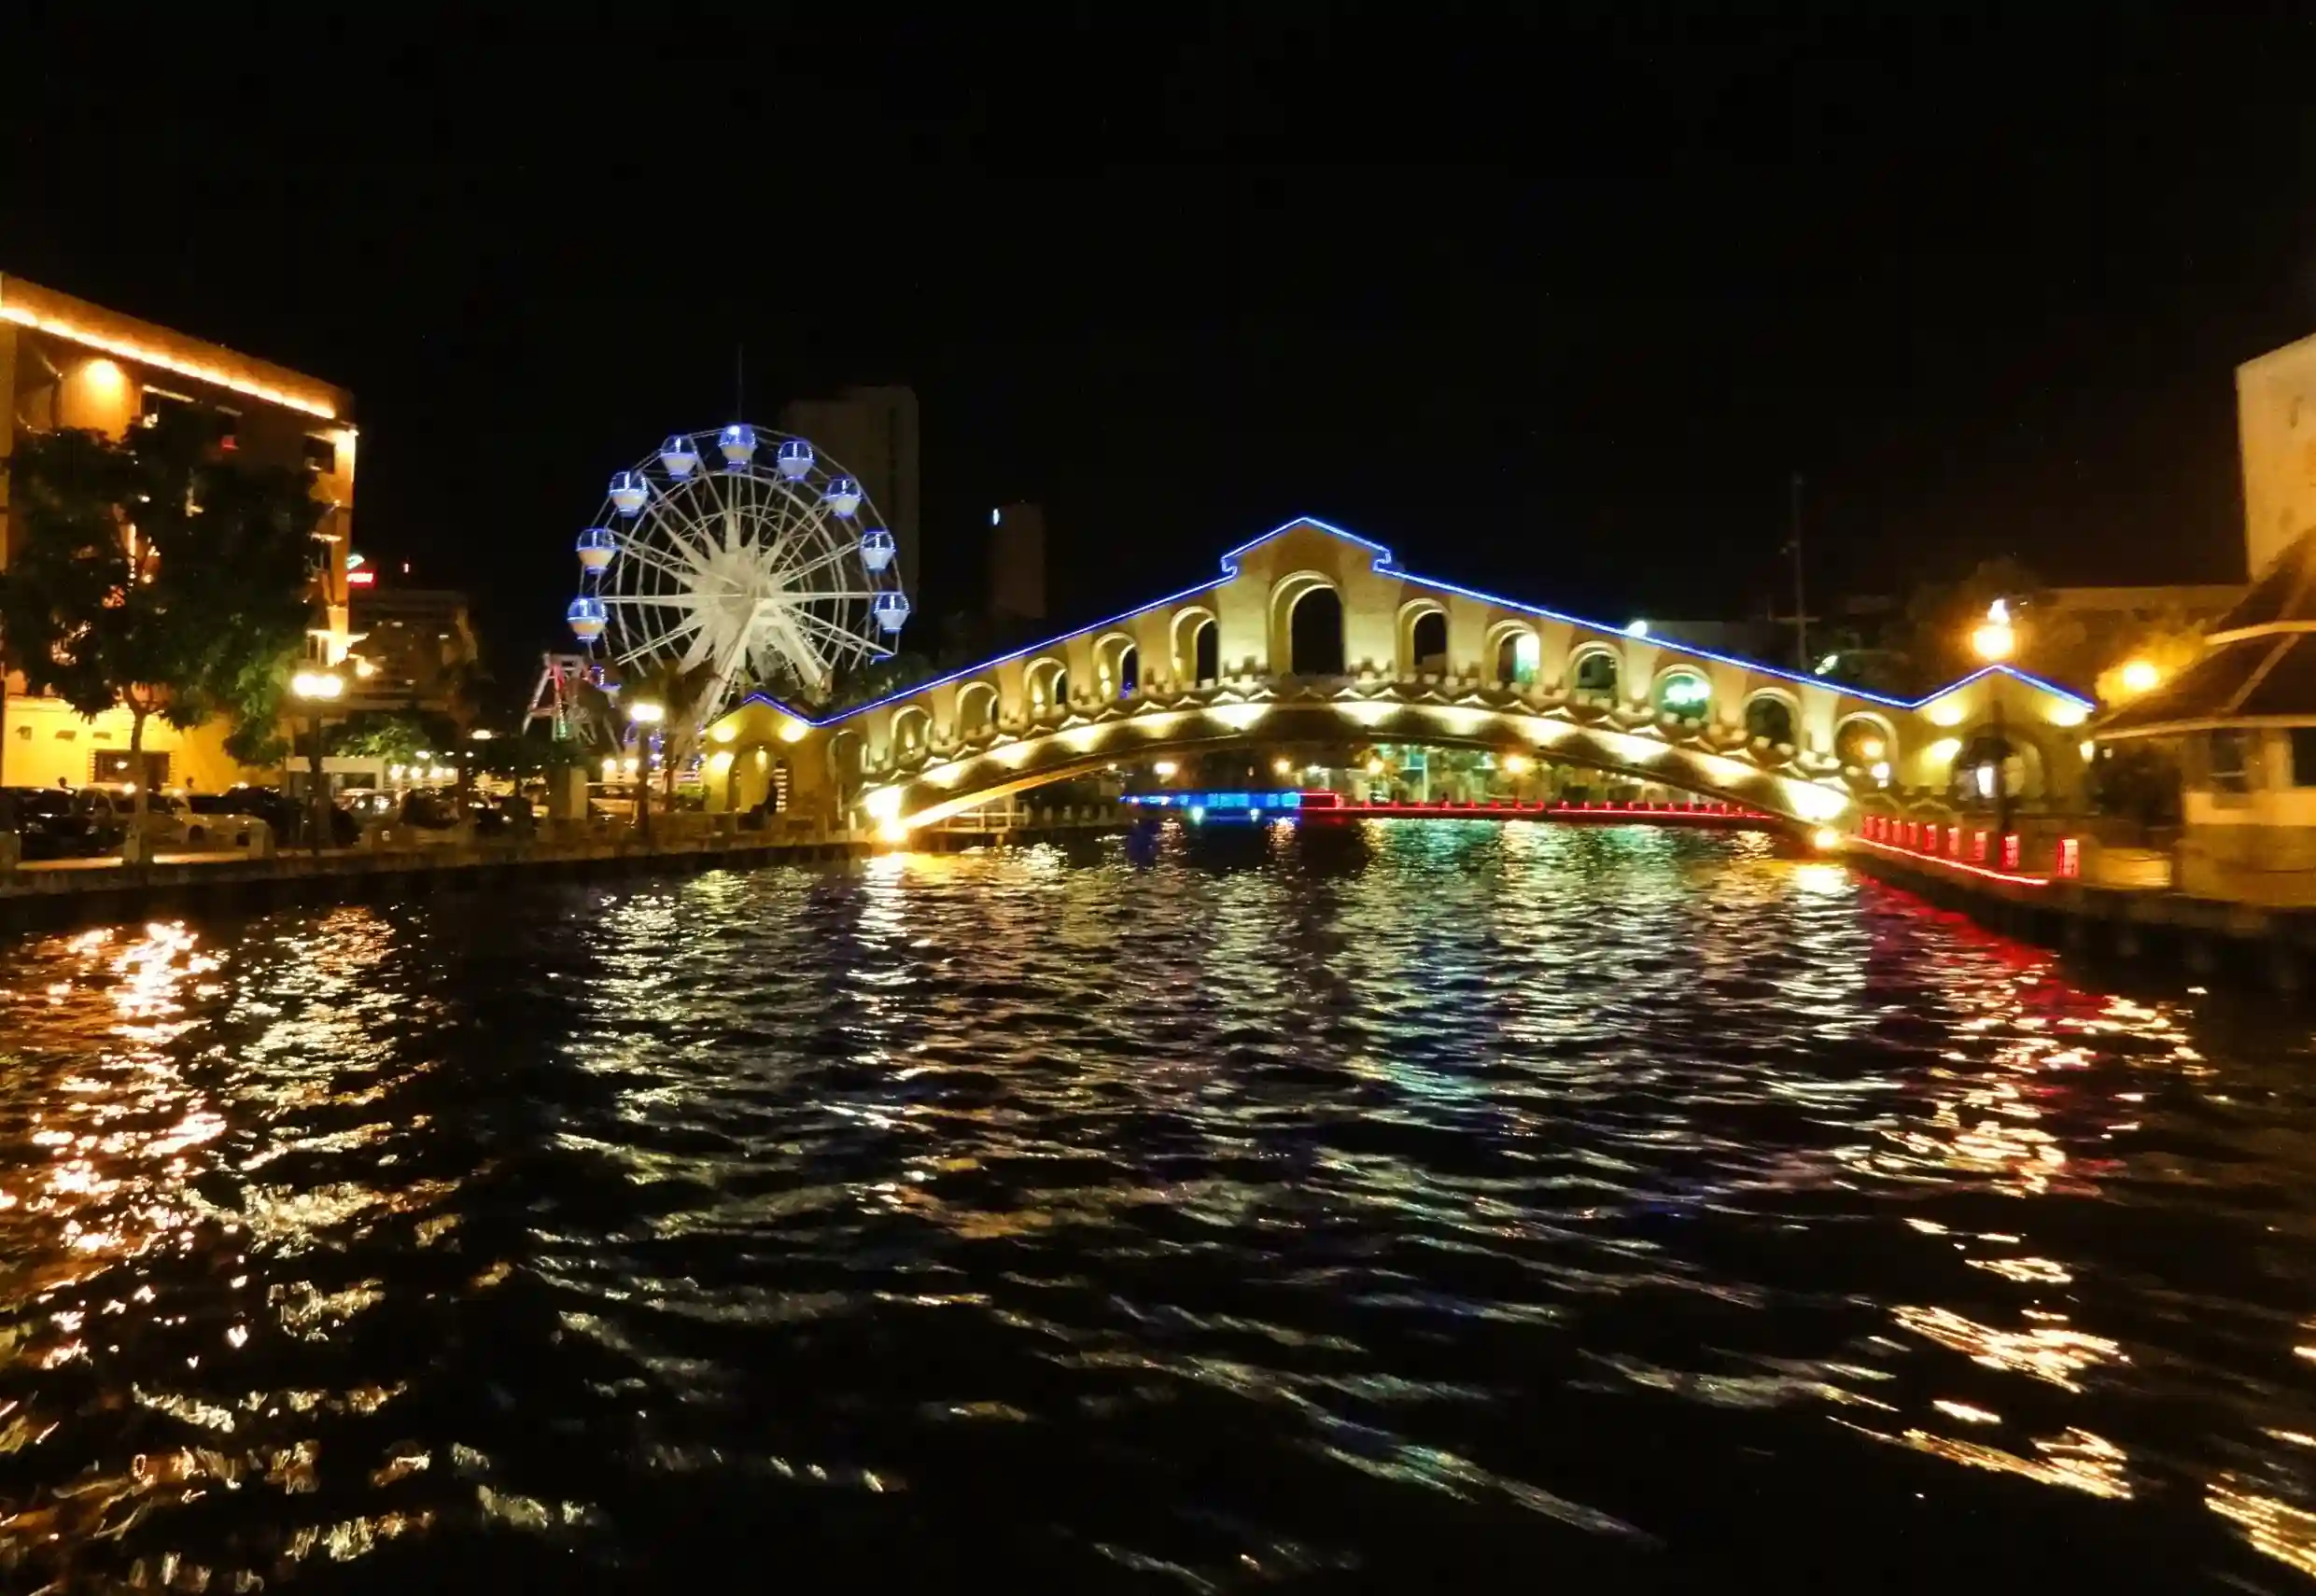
left=2238, top=330, right=2316, bottom=581
left=990, top=502, right=1047, bottom=625
left=779, top=385, right=919, bottom=594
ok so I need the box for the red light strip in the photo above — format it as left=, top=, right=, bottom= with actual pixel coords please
left=1850, top=833, right=2049, bottom=887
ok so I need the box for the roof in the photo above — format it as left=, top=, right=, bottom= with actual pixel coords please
left=2098, top=530, right=2316, bottom=736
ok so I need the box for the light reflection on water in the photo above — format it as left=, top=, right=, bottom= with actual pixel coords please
left=0, top=824, right=2309, bottom=1589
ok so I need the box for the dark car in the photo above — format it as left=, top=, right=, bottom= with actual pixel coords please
left=400, top=789, right=463, bottom=830
left=3, top=786, right=117, bottom=860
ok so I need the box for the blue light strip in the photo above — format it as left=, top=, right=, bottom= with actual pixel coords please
left=1123, top=791, right=1303, bottom=810
left=731, top=513, right=2093, bottom=729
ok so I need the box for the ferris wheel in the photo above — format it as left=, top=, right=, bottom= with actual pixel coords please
left=564, top=425, right=909, bottom=723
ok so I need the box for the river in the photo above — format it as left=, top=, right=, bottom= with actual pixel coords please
left=0, top=822, right=2311, bottom=1591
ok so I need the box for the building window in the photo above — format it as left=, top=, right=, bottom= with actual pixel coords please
left=303, top=435, right=338, bottom=474
left=2210, top=730, right=2253, bottom=794
left=2291, top=728, right=2316, bottom=788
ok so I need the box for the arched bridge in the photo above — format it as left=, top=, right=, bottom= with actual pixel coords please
left=701, top=518, right=2095, bottom=837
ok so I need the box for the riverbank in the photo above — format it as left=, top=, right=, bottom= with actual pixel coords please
left=1845, top=836, right=2316, bottom=992
left=0, top=806, right=1142, bottom=933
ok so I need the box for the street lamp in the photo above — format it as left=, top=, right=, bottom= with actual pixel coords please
left=289, top=668, right=344, bottom=855
left=1970, top=600, right=2016, bottom=838
left=627, top=699, right=665, bottom=844
left=2119, top=658, right=2161, bottom=695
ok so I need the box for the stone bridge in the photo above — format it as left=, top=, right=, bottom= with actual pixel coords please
left=701, top=519, right=2094, bottom=837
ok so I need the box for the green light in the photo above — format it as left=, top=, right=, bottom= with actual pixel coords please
left=1663, top=674, right=1710, bottom=707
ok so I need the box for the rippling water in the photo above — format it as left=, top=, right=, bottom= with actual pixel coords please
left=3, top=823, right=2315, bottom=1591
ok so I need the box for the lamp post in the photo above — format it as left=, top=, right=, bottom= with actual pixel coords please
left=1970, top=600, right=2017, bottom=840
left=289, top=668, right=345, bottom=856
left=627, top=699, right=665, bottom=846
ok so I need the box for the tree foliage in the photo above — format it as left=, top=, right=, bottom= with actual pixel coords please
left=0, top=413, right=320, bottom=813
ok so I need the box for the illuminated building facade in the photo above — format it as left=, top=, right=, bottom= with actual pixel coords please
left=0, top=272, right=356, bottom=791
left=344, top=577, right=479, bottom=718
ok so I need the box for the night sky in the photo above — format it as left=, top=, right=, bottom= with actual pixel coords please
left=7, top=5, right=2315, bottom=696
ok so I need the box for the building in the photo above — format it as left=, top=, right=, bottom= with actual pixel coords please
left=2237, top=330, right=2316, bottom=581
left=989, top=501, right=1046, bottom=627
left=0, top=273, right=357, bottom=792
left=2091, top=327, right=2316, bottom=904
left=779, top=385, right=919, bottom=595
left=345, top=574, right=480, bottom=718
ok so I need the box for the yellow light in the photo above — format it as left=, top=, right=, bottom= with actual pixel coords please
left=2079, top=740, right=2096, bottom=761
left=709, top=721, right=737, bottom=744
left=2120, top=658, right=2160, bottom=694
left=1502, top=753, right=1532, bottom=775
left=1926, top=699, right=1966, bottom=728
left=1271, top=757, right=1293, bottom=776
left=707, top=750, right=734, bottom=773
left=1971, top=599, right=2015, bottom=664
left=2046, top=702, right=2088, bottom=728
left=778, top=717, right=809, bottom=744
left=876, top=819, right=910, bottom=846
left=1811, top=826, right=1843, bottom=851
left=1870, top=761, right=1891, bottom=782
left=622, top=756, right=639, bottom=775
left=627, top=700, right=666, bottom=725
left=0, top=303, right=339, bottom=418
left=1208, top=701, right=1269, bottom=732
left=1928, top=736, right=1961, bottom=764
left=863, top=787, right=904, bottom=821
left=1153, top=761, right=1178, bottom=778
left=600, top=757, right=619, bottom=778
left=1859, top=736, right=1886, bottom=761
left=289, top=669, right=344, bottom=701
left=1364, top=757, right=1385, bottom=776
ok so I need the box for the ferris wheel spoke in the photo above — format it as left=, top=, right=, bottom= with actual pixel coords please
left=769, top=538, right=859, bottom=588
left=777, top=603, right=888, bottom=662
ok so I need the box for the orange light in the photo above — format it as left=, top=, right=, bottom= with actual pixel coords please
left=2120, top=659, right=2159, bottom=693
left=0, top=303, right=339, bottom=418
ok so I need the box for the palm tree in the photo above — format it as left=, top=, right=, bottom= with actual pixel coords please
left=620, top=658, right=720, bottom=819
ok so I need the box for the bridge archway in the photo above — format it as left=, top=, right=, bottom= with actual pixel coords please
left=956, top=681, right=1000, bottom=743
left=1571, top=644, right=1621, bottom=701
left=1400, top=601, right=1449, bottom=677
left=1094, top=633, right=1139, bottom=699
left=1742, top=690, right=1799, bottom=750
left=1024, top=657, right=1069, bottom=716
left=1172, top=609, right=1219, bottom=688
left=1489, top=622, right=1542, bottom=689
left=1272, top=573, right=1345, bottom=677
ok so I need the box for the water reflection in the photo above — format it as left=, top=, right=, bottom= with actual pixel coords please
left=0, top=830, right=2308, bottom=1588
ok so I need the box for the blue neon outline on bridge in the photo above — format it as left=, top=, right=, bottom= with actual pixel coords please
left=729, top=514, right=2093, bottom=728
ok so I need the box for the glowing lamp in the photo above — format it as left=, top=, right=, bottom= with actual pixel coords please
left=627, top=699, right=666, bottom=726
left=1810, top=826, right=1843, bottom=852
left=608, top=470, right=650, bottom=515
left=1154, top=761, right=1179, bottom=779
left=660, top=436, right=702, bottom=477
left=824, top=476, right=864, bottom=517
left=718, top=425, right=756, bottom=465
left=567, top=595, right=608, bottom=642
left=2120, top=658, right=2160, bottom=694
left=1503, top=753, right=1533, bottom=775
left=289, top=669, right=344, bottom=702
left=776, top=439, right=814, bottom=481
left=576, top=526, right=618, bottom=572
left=1271, top=757, right=1293, bottom=776
left=872, top=591, right=911, bottom=635
left=859, top=527, right=897, bottom=573
left=1625, top=620, right=1649, bottom=638
left=1971, top=599, right=2015, bottom=663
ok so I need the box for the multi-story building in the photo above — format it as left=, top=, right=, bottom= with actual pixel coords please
left=344, top=573, right=480, bottom=719
left=989, top=501, right=1046, bottom=628
left=0, top=272, right=355, bottom=792
left=780, top=385, right=919, bottom=595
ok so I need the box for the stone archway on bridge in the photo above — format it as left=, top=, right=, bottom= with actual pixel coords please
left=1271, top=573, right=1346, bottom=678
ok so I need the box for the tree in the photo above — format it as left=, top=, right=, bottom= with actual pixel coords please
left=0, top=413, right=321, bottom=827
left=619, top=657, right=720, bottom=812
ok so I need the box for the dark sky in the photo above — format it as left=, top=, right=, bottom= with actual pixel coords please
left=7, top=4, right=2316, bottom=692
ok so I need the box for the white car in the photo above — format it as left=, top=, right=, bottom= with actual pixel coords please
left=77, top=789, right=199, bottom=848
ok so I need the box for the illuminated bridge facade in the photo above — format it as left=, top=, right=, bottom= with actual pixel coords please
left=700, top=518, right=2094, bottom=838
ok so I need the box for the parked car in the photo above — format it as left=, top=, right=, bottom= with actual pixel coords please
left=191, top=785, right=358, bottom=847
left=2, top=787, right=114, bottom=860
left=77, top=789, right=199, bottom=848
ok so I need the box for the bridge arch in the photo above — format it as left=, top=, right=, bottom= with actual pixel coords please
left=1651, top=664, right=1714, bottom=727
left=955, top=680, right=1000, bottom=743
left=1833, top=710, right=1898, bottom=772
left=1399, top=599, right=1450, bottom=678
left=1570, top=643, right=1621, bottom=701
left=1270, top=572, right=1345, bottom=677
left=1093, top=632, right=1139, bottom=700
left=1742, top=688, right=1800, bottom=752
left=1024, top=656, right=1069, bottom=718
left=1487, top=621, right=1542, bottom=690
left=1172, top=608, right=1220, bottom=688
